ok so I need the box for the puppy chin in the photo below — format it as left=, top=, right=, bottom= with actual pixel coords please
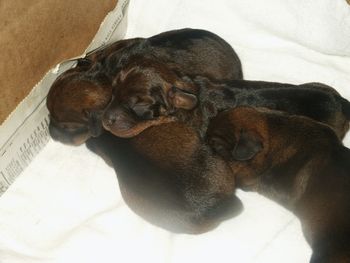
left=102, top=119, right=150, bottom=138
left=49, top=123, right=91, bottom=146
left=102, top=116, right=176, bottom=138
left=63, top=133, right=91, bottom=146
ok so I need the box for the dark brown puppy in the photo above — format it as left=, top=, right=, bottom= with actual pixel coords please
left=46, top=61, right=111, bottom=145
left=207, top=107, right=350, bottom=262
left=86, top=122, right=242, bottom=234
left=104, top=74, right=350, bottom=139
left=47, top=28, right=243, bottom=145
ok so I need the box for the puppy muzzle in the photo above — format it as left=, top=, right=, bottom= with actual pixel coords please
left=102, top=107, right=175, bottom=138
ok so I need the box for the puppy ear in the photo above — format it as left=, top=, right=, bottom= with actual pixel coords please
left=232, top=130, right=262, bottom=161
left=168, top=87, right=197, bottom=110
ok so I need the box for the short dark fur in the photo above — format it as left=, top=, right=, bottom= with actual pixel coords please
left=47, top=28, right=242, bottom=144
left=46, top=28, right=243, bottom=233
left=104, top=74, right=350, bottom=139
left=207, top=107, right=350, bottom=262
left=47, top=62, right=111, bottom=145
left=100, top=29, right=243, bottom=137
left=86, top=122, right=241, bottom=234
left=201, top=79, right=350, bottom=138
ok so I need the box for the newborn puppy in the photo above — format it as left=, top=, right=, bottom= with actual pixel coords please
left=210, top=79, right=350, bottom=139
left=102, top=58, right=200, bottom=137
left=86, top=122, right=242, bottom=234
left=47, top=61, right=111, bottom=145
left=207, top=107, right=350, bottom=262
left=101, top=28, right=243, bottom=81
left=104, top=74, right=350, bottom=139
left=47, top=28, right=243, bottom=144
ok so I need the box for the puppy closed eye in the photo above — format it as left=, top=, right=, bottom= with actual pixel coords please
left=132, top=103, right=155, bottom=120
left=232, top=131, right=263, bottom=161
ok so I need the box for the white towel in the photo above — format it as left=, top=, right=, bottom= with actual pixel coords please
left=1, top=0, right=350, bottom=262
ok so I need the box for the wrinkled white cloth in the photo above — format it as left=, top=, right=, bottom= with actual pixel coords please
left=1, top=0, right=350, bottom=262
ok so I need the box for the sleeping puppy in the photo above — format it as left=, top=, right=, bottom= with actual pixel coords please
left=86, top=122, right=242, bottom=234
left=102, top=58, right=200, bottom=137
left=46, top=60, right=111, bottom=145
left=102, top=28, right=243, bottom=81
left=103, top=74, right=350, bottom=139
left=47, top=28, right=243, bottom=145
left=207, top=107, right=350, bottom=262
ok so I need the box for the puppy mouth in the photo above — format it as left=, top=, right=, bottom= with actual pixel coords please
left=102, top=115, right=176, bottom=138
left=48, top=122, right=91, bottom=146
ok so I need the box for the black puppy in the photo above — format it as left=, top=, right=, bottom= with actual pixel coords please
left=207, top=107, right=350, bottom=262
left=104, top=75, right=350, bottom=139
left=201, top=79, right=350, bottom=138
left=101, top=28, right=243, bottom=81
left=47, top=28, right=243, bottom=144
left=86, top=122, right=242, bottom=234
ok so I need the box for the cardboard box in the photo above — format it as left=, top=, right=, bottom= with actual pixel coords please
left=0, top=0, right=130, bottom=195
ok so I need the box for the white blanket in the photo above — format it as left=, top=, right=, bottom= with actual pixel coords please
left=1, top=0, right=350, bottom=262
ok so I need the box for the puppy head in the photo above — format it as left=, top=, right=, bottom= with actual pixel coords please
left=47, top=65, right=112, bottom=145
left=207, top=108, right=266, bottom=161
left=207, top=107, right=271, bottom=186
left=102, top=59, right=198, bottom=137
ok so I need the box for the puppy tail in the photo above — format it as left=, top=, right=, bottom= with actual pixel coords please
left=340, top=97, right=350, bottom=120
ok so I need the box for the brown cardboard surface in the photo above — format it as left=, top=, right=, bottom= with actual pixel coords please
left=0, top=0, right=118, bottom=124
left=0, top=0, right=129, bottom=195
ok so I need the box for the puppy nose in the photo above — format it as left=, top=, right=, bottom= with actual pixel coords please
left=102, top=110, right=117, bottom=128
